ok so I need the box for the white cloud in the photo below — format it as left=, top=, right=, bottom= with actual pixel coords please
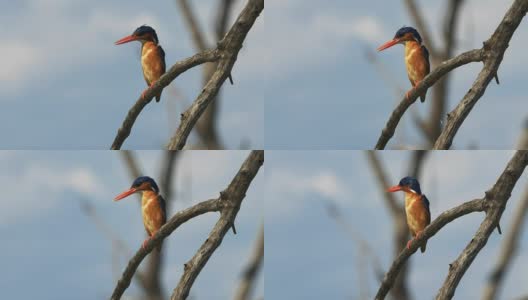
left=267, top=168, right=348, bottom=215
left=0, top=162, right=104, bottom=226
left=312, top=15, right=386, bottom=44
left=236, top=0, right=388, bottom=79
left=0, top=2, right=160, bottom=96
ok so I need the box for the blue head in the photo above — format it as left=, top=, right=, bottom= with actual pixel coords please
left=115, top=25, right=159, bottom=45
left=388, top=176, right=422, bottom=194
left=132, top=25, right=159, bottom=43
left=377, top=26, right=423, bottom=51
left=131, top=176, right=159, bottom=194
left=398, top=176, right=422, bottom=194
left=394, top=26, right=422, bottom=44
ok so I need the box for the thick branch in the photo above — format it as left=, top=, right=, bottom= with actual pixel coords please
left=375, top=49, right=483, bottom=149
left=482, top=182, right=528, bottom=300
left=435, top=151, right=528, bottom=298
left=433, top=0, right=528, bottom=149
left=374, top=199, right=486, bottom=299
left=233, top=223, right=264, bottom=300
left=375, top=150, right=528, bottom=299
left=167, top=0, right=263, bottom=150
left=170, top=150, right=264, bottom=299
left=192, top=0, right=236, bottom=150
left=111, top=50, right=220, bottom=149
left=111, top=150, right=264, bottom=300
left=110, top=199, right=221, bottom=300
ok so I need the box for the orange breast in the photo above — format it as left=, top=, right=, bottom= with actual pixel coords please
left=404, top=42, right=428, bottom=86
left=141, top=191, right=164, bottom=236
left=141, top=42, right=164, bottom=86
left=405, top=193, right=429, bottom=236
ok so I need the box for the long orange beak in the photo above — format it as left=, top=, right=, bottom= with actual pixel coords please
left=115, top=35, right=140, bottom=45
left=387, top=185, right=402, bottom=192
left=114, top=188, right=137, bottom=201
left=377, top=39, right=400, bottom=51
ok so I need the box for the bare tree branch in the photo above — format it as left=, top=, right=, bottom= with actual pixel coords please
left=120, top=151, right=142, bottom=179
left=170, top=150, right=263, bottom=299
left=435, top=151, right=528, bottom=298
left=366, top=151, right=401, bottom=217
left=194, top=0, right=237, bottom=149
left=367, top=151, right=428, bottom=300
left=374, top=49, right=483, bottom=149
left=374, top=150, right=528, bottom=300
left=79, top=198, right=150, bottom=289
left=376, top=0, right=527, bottom=150
left=482, top=181, right=528, bottom=300
left=111, top=50, right=220, bottom=149
left=177, top=0, right=233, bottom=149
left=233, top=223, right=264, bottom=300
left=177, top=0, right=208, bottom=52
left=403, top=0, right=438, bottom=57
left=433, top=0, right=528, bottom=149
left=111, top=150, right=263, bottom=300
left=167, top=0, right=263, bottom=150
left=117, top=151, right=180, bottom=300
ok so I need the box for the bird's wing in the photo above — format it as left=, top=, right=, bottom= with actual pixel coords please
left=158, top=194, right=167, bottom=225
left=158, top=45, right=166, bottom=74
left=421, top=45, right=431, bottom=74
left=422, top=194, right=431, bottom=224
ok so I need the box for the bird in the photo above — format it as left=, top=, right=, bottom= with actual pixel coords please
left=377, top=26, right=431, bottom=103
left=387, top=176, right=431, bottom=253
left=115, top=25, right=166, bottom=102
left=114, top=176, right=167, bottom=252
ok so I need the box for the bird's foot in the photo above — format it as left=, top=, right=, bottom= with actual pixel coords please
left=406, top=239, right=413, bottom=250
left=405, top=89, right=414, bottom=101
left=142, top=238, right=150, bottom=250
left=141, top=88, right=149, bottom=100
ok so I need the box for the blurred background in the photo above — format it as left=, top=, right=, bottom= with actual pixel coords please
left=0, top=0, right=263, bottom=149
left=265, top=151, right=528, bottom=299
left=264, top=0, right=528, bottom=149
left=0, top=150, right=263, bottom=299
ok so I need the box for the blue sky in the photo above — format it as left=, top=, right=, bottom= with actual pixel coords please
left=264, top=0, right=528, bottom=149
left=0, top=0, right=263, bottom=149
left=3, top=1, right=526, bottom=150
left=0, top=151, right=263, bottom=299
left=265, top=151, right=528, bottom=299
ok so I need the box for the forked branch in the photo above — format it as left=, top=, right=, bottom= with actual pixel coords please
left=110, top=150, right=264, bottom=299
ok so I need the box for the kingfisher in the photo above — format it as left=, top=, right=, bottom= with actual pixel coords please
left=114, top=176, right=167, bottom=251
left=377, top=26, right=430, bottom=103
left=387, top=176, right=431, bottom=253
left=115, top=25, right=166, bottom=102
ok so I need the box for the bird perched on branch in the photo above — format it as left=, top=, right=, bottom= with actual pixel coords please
left=115, top=25, right=166, bottom=102
left=387, top=176, right=431, bottom=253
left=114, top=176, right=166, bottom=252
left=377, top=26, right=430, bottom=103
